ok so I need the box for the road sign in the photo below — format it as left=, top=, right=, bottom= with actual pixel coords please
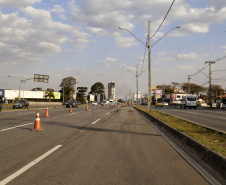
left=34, top=74, right=49, bottom=83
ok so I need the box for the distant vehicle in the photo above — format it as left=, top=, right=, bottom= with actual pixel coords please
left=221, top=97, right=226, bottom=109
left=62, top=102, right=66, bottom=105
left=92, top=101, right=98, bottom=106
left=180, top=95, right=197, bottom=109
left=0, top=104, right=2, bottom=112
left=163, top=101, right=168, bottom=106
left=140, top=98, right=148, bottom=105
left=65, top=99, right=78, bottom=108
left=13, top=100, right=29, bottom=109
left=101, top=100, right=108, bottom=106
left=155, top=99, right=163, bottom=107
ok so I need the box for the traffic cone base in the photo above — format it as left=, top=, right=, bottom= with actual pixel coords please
left=34, top=111, right=43, bottom=131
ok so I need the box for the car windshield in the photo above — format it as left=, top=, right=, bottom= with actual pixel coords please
left=16, top=100, right=24, bottom=103
left=187, top=97, right=196, bottom=101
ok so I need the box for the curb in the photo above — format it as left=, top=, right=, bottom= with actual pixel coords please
left=134, top=107, right=226, bottom=180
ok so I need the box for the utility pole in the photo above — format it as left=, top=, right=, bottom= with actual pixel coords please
left=148, top=20, right=151, bottom=112
left=136, top=64, right=138, bottom=107
left=187, top=75, right=191, bottom=94
left=205, top=61, right=215, bottom=108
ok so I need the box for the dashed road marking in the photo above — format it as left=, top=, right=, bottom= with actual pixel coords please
left=0, top=123, right=33, bottom=132
left=0, top=145, right=62, bottom=185
left=91, top=119, right=100, bottom=125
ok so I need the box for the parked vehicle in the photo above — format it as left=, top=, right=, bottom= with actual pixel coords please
left=222, top=98, right=226, bottom=109
left=180, top=95, right=197, bottom=109
left=92, top=101, right=98, bottom=106
left=65, top=99, right=78, bottom=108
left=13, top=100, right=29, bottom=109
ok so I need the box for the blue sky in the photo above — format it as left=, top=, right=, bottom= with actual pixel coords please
left=0, top=0, right=226, bottom=99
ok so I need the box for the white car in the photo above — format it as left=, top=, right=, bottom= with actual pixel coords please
left=92, top=101, right=98, bottom=106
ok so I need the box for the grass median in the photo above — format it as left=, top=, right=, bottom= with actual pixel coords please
left=137, top=106, right=226, bottom=156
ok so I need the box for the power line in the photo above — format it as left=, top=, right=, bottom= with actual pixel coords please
left=151, top=0, right=176, bottom=39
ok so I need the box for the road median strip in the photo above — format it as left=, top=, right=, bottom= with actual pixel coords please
left=134, top=106, right=226, bottom=181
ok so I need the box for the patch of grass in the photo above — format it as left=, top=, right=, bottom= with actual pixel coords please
left=137, top=106, right=226, bottom=156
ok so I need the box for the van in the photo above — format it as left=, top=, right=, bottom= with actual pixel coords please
left=180, top=95, right=197, bottom=109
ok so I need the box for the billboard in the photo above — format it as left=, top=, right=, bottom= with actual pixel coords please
left=90, top=94, right=94, bottom=102
left=155, top=90, right=162, bottom=99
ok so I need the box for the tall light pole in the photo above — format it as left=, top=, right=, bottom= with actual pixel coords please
left=123, top=65, right=139, bottom=107
left=148, top=21, right=151, bottom=112
left=119, top=23, right=181, bottom=112
left=205, top=61, right=215, bottom=108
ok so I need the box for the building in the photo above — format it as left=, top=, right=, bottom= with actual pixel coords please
left=108, top=81, right=115, bottom=101
left=0, top=89, right=61, bottom=103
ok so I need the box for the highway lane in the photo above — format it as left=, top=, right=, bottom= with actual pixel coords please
left=0, top=106, right=216, bottom=184
left=151, top=106, right=226, bottom=133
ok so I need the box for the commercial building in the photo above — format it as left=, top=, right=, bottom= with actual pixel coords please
left=0, top=89, right=61, bottom=103
left=108, top=81, right=115, bottom=101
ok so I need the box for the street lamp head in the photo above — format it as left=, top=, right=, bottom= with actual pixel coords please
left=176, top=25, right=181, bottom=29
left=119, top=27, right=124, bottom=30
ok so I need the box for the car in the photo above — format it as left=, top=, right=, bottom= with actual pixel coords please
left=13, top=100, right=29, bottom=109
left=101, top=100, right=108, bottom=106
left=155, top=102, right=163, bottom=107
left=65, top=99, right=79, bottom=108
left=92, top=101, right=98, bottom=106
left=163, top=102, right=168, bottom=106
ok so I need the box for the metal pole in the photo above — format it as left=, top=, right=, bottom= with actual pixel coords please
left=205, top=61, right=215, bottom=108
left=148, top=20, right=151, bottom=112
left=75, top=74, right=77, bottom=100
left=136, top=64, right=138, bottom=107
left=188, top=75, right=191, bottom=94
left=19, top=80, right=22, bottom=100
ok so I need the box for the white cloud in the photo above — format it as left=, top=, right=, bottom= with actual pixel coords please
left=115, top=36, right=138, bottom=48
left=177, top=53, right=203, bottom=60
left=0, top=0, right=41, bottom=8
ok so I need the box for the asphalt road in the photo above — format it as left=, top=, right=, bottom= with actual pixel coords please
left=142, top=105, right=226, bottom=133
left=0, top=105, right=216, bottom=184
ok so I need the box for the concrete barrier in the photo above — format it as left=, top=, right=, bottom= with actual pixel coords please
left=134, top=107, right=226, bottom=180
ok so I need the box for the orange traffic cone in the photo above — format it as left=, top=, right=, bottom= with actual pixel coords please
left=86, top=104, right=89, bottom=111
left=34, top=111, right=43, bottom=130
left=45, top=107, right=49, bottom=117
left=98, top=104, right=100, bottom=108
left=69, top=105, right=72, bottom=113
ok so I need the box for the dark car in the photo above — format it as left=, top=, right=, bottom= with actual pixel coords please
left=13, top=100, right=29, bottom=109
left=65, top=99, right=78, bottom=108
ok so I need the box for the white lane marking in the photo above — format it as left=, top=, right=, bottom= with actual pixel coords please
left=0, top=123, right=33, bottom=132
left=0, top=145, right=62, bottom=185
left=106, top=112, right=110, bottom=115
left=91, top=119, right=100, bottom=125
left=68, top=113, right=77, bottom=116
left=219, top=117, right=226, bottom=120
left=18, top=112, right=34, bottom=115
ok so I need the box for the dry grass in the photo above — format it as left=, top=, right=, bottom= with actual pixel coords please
left=138, top=106, right=226, bottom=156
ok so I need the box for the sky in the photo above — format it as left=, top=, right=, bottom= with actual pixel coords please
left=0, top=0, right=226, bottom=99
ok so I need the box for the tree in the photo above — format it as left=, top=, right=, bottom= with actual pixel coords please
left=181, top=83, right=206, bottom=95
left=90, top=82, right=105, bottom=101
left=45, top=90, right=55, bottom=102
left=77, top=87, right=87, bottom=104
left=211, top=84, right=224, bottom=98
left=59, top=76, right=76, bottom=101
